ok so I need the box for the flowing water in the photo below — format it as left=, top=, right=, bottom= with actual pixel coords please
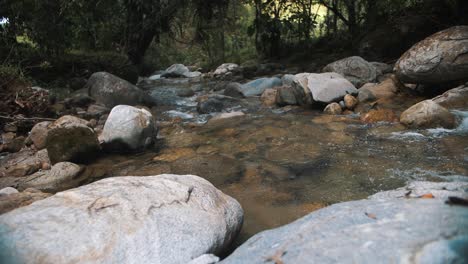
left=83, top=79, right=468, bottom=244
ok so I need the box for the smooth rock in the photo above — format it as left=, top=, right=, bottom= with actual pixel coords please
left=0, top=187, right=19, bottom=196
left=395, top=26, right=468, bottom=84
left=294, top=72, right=358, bottom=105
left=323, top=56, right=378, bottom=87
left=344, top=94, right=358, bottom=110
left=161, top=64, right=190, bottom=78
left=20, top=162, right=84, bottom=192
left=358, top=77, right=399, bottom=103
left=100, top=105, right=156, bottom=151
left=241, top=77, right=282, bottom=97
left=432, top=85, right=468, bottom=109
left=324, top=103, right=343, bottom=115
left=29, top=121, right=51, bottom=150
left=46, top=116, right=100, bottom=164
left=0, top=174, right=244, bottom=264
left=221, top=181, right=468, bottom=264
left=400, top=100, right=456, bottom=129
left=86, top=72, right=146, bottom=108
left=177, top=88, right=195, bottom=97
left=214, top=63, right=239, bottom=76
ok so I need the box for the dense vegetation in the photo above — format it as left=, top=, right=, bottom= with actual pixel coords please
left=1, top=0, right=467, bottom=85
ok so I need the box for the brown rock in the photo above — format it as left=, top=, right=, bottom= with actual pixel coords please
left=344, top=94, right=358, bottom=110
left=361, top=109, right=399, bottom=123
left=0, top=188, right=51, bottom=214
left=29, top=121, right=52, bottom=150
left=261, top=89, right=278, bottom=107
left=400, top=100, right=456, bottom=129
left=432, top=85, right=468, bottom=109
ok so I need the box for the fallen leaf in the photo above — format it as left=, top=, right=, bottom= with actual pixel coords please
left=365, top=212, right=377, bottom=220
left=419, top=193, right=435, bottom=199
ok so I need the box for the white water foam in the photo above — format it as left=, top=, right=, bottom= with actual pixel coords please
left=427, top=110, right=468, bottom=137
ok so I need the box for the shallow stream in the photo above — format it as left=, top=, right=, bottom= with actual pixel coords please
left=84, top=79, right=468, bottom=243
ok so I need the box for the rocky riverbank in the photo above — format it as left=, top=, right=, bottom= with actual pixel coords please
left=1, top=26, right=468, bottom=263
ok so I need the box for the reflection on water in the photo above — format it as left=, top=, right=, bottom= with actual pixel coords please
left=84, top=108, right=468, bottom=242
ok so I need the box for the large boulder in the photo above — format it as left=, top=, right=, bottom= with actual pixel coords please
left=323, top=56, right=378, bottom=87
left=400, top=100, right=456, bottom=129
left=86, top=72, right=146, bottom=108
left=432, top=84, right=468, bottom=109
left=100, top=105, right=156, bottom=152
left=395, top=26, right=468, bottom=84
left=293, top=72, right=358, bottom=105
left=222, top=181, right=468, bottom=264
left=46, top=116, right=100, bottom=164
left=0, top=174, right=244, bottom=264
left=241, top=77, right=282, bottom=97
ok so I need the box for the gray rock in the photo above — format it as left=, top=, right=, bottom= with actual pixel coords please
left=276, top=86, right=299, bottom=106
left=0, top=187, right=19, bottom=196
left=432, top=85, right=468, bottom=109
left=100, top=105, right=156, bottom=152
left=214, top=63, right=239, bottom=77
left=189, top=254, right=220, bottom=264
left=161, top=64, right=190, bottom=78
left=371, top=62, right=393, bottom=75
left=241, top=77, right=282, bottom=96
left=20, top=162, right=84, bottom=192
left=222, top=181, right=468, bottom=264
left=323, top=56, right=378, bottom=87
left=395, top=26, right=468, bottom=84
left=197, top=98, right=225, bottom=114
left=223, top=83, right=245, bottom=98
left=29, top=121, right=51, bottom=150
left=86, top=72, right=146, bottom=108
left=294, top=72, right=358, bottom=105
left=184, top=71, right=202, bottom=78
left=400, top=100, right=456, bottom=129
left=177, top=88, right=195, bottom=97
left=281, top=74, right=296, bottom=86
left=46, top=116, right=100, bottom=164
left=86, top=104, right=110, bottom=119
left=0, top=174, right=244, bottom=264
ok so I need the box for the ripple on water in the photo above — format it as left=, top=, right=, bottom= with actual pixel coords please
left=388, top=168, right=468, bottom=182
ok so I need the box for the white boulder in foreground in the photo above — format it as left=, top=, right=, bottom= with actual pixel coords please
left=0, top=174, right=243, bottom=264
left=221, top=181, right=468, bottom=264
